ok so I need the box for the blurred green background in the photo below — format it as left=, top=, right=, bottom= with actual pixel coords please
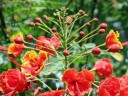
left=0, top=0, right=128, bottom=95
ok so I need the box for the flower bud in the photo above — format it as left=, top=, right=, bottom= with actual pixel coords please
left=27, top=35, right=33, bottom=40
left=86, top=22, right=91, bottom=27
left=79, top=10, right=85, bottom=15
left=92, top=47, right=101, bottom=55
left=45, top=18, right=50, bottom=22
left=14, top=37, right=24, bottom=44
left=100, top=23, right=108, bottom=29
left=94, top=58, right=113, bottom=78
left=108, top=44, right=121, bottom=52
left=29, top=22, right=35, bottom=26
left=79, top=31, right=85, bottom=37
left=99, top=29, right=106, bottom=34
left=84, top=14, right=88, bottom=17
left=52, top=28, right=57, bottom=32
left=63, top=50, right=69, bottom=56
left=93, top=18, right=98, bottom=22
left=35, top=22, right=40, bottom=26
left=35, top=17, right=42, bottom=23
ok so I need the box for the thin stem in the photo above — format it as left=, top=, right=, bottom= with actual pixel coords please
left=88, top=90, right=92, bottom=96
left=43, top=78, right=60, bottom=81
left=68, top=19, right=94, bottom=40
left=92, top=83, right=99, bottom=88
left=35, top=77, right=52, bottom=90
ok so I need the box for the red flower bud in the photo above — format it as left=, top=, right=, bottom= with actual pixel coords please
left=35, top=17, right=42, bottom=23
left=84, top=14, right=88, bottom=17
left=100, top=23, right=108, bottom=29
left=93, top=18, right=98, bottom=22
left=27, top=35, right=33, bottom=40
left=94, top=58, right=113, bottom=78
left=79, top=31, right=85, bottom=37
left=92, top=47, right=101, bottom=55
left=29, top=22, right=35, bottom=26
left=63, top=50, right=69, bottom=56
left=86, top=22, right=91, bottom=27
left=52, top=28, right=57, bottom=32
left=67, top=21, right=71, bottom=25
left=14, top=37, right=24, bottom=44
left=108, top=44, right=121, bottom=52
left=35, top=22, right=40, bottom=26
left=45, top=18, right=50, bottom=22
left=79, top=10, right=85, bottom=15
left=99, top=29, right=106, bottom=34
left=43, top=15, right=47, bottom=19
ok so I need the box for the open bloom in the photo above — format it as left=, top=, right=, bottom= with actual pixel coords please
left=62, top=68, right=94, bottom=96
left=36, top=36, right=60, bottom=55
left=0, top=69, right=27, bottom=96
left=8, top=43, right=25, bottom=57
left=38, top=90, right=66, bottom=96
left=120, top=75, right=128, bottom=96
left=106, top=30, right=123, bottom=52
left=21, top=50, right=47, bottom=76
left=98, top=76, right=120, bottom=96
left=94, top=58, right=113, bottom=78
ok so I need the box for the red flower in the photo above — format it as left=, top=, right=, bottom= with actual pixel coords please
left=94, top=58, right=113, bottom=78
left=98, top=77, right=120, bottom=96
left=38, top=90, right=66, bottom=96
left=106, top=30, right=123, bottom=52
left=21, top=50, right=47, bottom=76
left=120, top=75, right=128, bottom=96
left=0, top=69, right=27, bottom=96
left=62, top=68, right=94, bottom=96
left=36, top=36, right=60, bottom=55
left=8, top=43, right=25, bottom=57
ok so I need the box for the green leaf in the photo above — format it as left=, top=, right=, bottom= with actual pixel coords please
left=84, top=43, right=96, bottom=49
left=110, top=52, right=124, bottom=62
left=0, top=54, right=3, bottom=65
left=40, top=57, right=64, bottom=75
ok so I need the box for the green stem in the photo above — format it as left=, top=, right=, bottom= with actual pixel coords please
left=88, top=90, right=92, bottom=96
left=35, top=77, right=52, bottom=90
left=92, top=83, right=99, bottom=88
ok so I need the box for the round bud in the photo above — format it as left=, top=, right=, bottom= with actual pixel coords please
left=79, top=31, right=85, bottom=37
left=100, top=23, right=108, bottom=29
left=93, top=18, right=98, bottom=22
left=27, top=35, right=33, bottom=40
left=45, top=18, right=50, bottom=22
left=99, top=29, right=106, bottom=34
left=43, top=15, right=47, bottom=19
left=14, top=37, right=24, bottom=44
left=79, top=10, right=85, bottom=15
left=29, top=22, right=35, bottom=26
left=67, top=21, right=71, bottom=25
left=92, top=47, right=101, bottom=55
left=84, top=14, right=88, bottom=17
left=35, top=22, right=40, bottom=26
left=108, top=44, right=120, bottom=53
left=35, top=17, right=42, bottom=23
left=52, top=28, right=57, bottom=32
left=63, top=50, right=69, bottom=56
left=86, top=22, right=91, bottom=27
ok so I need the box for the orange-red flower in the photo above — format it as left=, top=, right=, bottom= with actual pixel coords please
left=21, top=50, right=47, bottom=76
left=98, top=76, right=120, bottom=96
left=0, top=69, right=27, bottom=96
left=38, top=90, right=66, bottom=96
left=8, top=43, right=25, bottom=57
left=62, top=68, right=94, bottom=96
left=94, top=58, right=113, bottom=78
left=36, top=36, right=60, bottom=55
left=106, top=30, right=123, bottom=52
left=120, top=75, right=128, bottom=96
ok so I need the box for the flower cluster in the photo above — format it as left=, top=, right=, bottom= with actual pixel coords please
left=0, top=7, right=128, bottom=96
